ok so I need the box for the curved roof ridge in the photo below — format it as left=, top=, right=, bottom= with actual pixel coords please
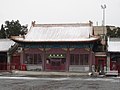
left=34, top=23, right=91, bottom=27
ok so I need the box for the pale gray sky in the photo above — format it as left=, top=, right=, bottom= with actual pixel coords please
left=0, top=0, right=120, bottom=27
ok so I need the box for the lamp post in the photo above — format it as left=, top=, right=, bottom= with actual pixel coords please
left=101, top=4, right=107, bottom=73
left=101, top=4, right=106, bottom=36
left=101, top=4, right=107, bottom=46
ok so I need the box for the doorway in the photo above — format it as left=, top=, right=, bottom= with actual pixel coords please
left=98, top=60, right=105, bottom=74
left=95, top=57, right=106, bottom=74
left=51, top=59, right=61, bottom=71
left=11, top=56, right=20, bottom=70
left=111, top=57, right=120, bottom=73
left=0, top=54, right=7, bottom=70
left=45, top=54, right=66, bottom=71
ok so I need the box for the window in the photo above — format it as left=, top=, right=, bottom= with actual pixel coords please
left=61, top=58, right=66, bottom=64
left=70, top=54, right=79, bottom=65
left=25, top=54, right=42, bottom=64
left=80, top=54, right=89, bottom=65
left=70, top=54, right=74, bottom=65
left=70, top=54, right=89, bottom=65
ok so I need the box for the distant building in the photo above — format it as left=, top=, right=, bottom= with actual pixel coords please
left=11, top=22, right=99, bottom=72
left=93, top=26, right=116, bottom=36
left=93, top=26, right=107, bottom=36
left=93, top=26, right=116, bottom=74
left=107, top=38, right=120, bottom=73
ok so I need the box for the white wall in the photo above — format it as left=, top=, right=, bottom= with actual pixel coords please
left=69, top=65, right=90, bottom=72
left=26, top=65, right=42, bottom=71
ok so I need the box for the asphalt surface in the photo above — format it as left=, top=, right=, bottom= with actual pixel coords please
left=0, top=76, right=120, bottom=90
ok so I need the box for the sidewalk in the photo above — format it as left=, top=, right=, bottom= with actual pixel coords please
left=11, top=70, right=90, bottom=77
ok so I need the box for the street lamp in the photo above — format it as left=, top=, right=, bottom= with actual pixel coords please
left=101, top=4, right=106, bottom=36
left=101, top=4, right=107, bottom=72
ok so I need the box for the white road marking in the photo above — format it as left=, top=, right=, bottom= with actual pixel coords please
left=0, top=76, right=119, bottom=82
left=0, top=76, right=38, bottom=80
left=112, top=76, right=120, bottom=79
left=0, top=76, right=70, bottom=81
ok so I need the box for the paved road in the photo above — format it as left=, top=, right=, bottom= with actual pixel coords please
left=0, top=76, right=120, bottom=90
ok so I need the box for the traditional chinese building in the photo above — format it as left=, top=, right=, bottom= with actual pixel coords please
left=11, top=22, right=99, bottom=72
left=0, top=39, right=15, bottom=70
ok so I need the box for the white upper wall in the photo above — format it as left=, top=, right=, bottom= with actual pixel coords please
left=108, top=38, right=120, bottom=52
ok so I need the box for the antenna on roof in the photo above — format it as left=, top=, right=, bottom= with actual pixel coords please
left=96, top=21, right=98, bottom=26
left=89, top=20, right=93, bottom=26
left=31, top=21, right=36, bottom=27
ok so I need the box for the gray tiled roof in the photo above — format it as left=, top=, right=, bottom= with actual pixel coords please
left=0, top=39, right=15, bottom=52
left=12, top=23, right=99, bottom=42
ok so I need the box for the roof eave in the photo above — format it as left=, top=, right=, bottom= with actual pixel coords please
left=108, top=51, right=120, bottom=53
left=11, top=38, right=99, bottom=43
left=0, top=50, right=8, bottom=52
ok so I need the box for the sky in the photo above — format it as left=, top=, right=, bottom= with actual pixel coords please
left=0, top=0, right=120, bottom=27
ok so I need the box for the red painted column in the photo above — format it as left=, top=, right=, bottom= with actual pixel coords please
left=92, top=52, right=95, bottom=65
left=21, top=48, right=24, bottom=64
left=42, top=48, right=45, bottom=71
left=89, top=50, right=93, bottom=72
left=66, top=48, right=70, bottom=72
left=20, top=48, right=24, bottom=71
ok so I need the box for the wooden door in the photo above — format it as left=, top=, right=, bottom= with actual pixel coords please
left=11, top=56, right=20, bottom=70
left=51, top=59, right=61, bottom=71
left=95, top=57, right=106, bottom=73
